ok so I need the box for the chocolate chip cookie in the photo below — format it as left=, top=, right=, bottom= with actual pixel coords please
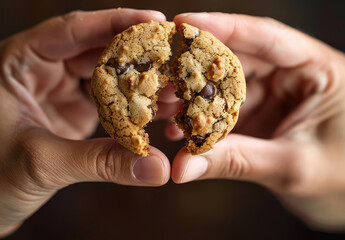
left=91, top=21, right=176, bottom=156
left=173, top=23, right=246, bottom=154
left=91, top=21, right=245, bottom=156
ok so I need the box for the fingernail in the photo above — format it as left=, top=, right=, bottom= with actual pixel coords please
left=181, top=156, right=209, bottom=183
left=177, top=12, right=209, bottom=18
left=133, top=155, right=165, bottom=185
left=178, top=12, right=194, bottom=17
left=149, top=10, right=166, bottom=20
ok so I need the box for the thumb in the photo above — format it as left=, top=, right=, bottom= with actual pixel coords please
left=172, top=134, right=307, bottom=192
left=22, top=129, right=170, bottom=189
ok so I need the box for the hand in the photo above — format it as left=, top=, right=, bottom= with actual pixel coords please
left=170, top=13, right=345, bottom=231
left=0, top=9, right=171, bottom=237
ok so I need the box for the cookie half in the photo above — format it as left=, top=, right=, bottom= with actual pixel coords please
left=91, top=21, right=176, bottom=156
left=173, top=23, right=246, bottom=154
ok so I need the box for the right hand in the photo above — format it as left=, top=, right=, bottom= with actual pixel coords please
left=169, top=12, right=345, bottom=231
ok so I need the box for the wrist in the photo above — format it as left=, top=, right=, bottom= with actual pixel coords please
left=282, top=192, right=345, bottom=232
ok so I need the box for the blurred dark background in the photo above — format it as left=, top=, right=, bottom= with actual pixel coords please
left=1, top=0, right=345, bottom=239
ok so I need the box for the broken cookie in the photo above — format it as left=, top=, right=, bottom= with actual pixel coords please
left=173, top=23, right=246, bottom=154
left=91, top=21, right=245, bottom=156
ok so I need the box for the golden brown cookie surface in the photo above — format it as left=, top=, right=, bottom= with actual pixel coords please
left=91, top=21, right=176, bottom=156
left=173, top=23, right=246, bottom=154
left=91, top=21, right=245, bottom=156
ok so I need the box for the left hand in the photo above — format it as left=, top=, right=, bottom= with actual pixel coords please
left=0, top=8, right=171, bottom=237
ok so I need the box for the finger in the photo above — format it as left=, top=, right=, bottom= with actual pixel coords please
left=0, top=224, right=21, bottom=238
left=234, top=51, right=275, bottom=80
left=155, top=101, right=182, bottom=119
left=229, top=52, right=273, bottom=128
left=44, top=75, right=98, bottom=139
left=233, top=77, right=267, bottom=132
left=158, top=82, right=179, bottom=104
left=171, top=134, right=305, bottom=192
left=165, top=121, right=184, bottom=141
left=27, top=8, right=166, bottom=60
left=81, top=79, right=91, bottom=98
left=22, top=129, right=170, bottom=188
left=174, top=13, right=323, bottom=67
left=271, top=63, right=337, bottom=137
left=66, top=48, right=104, bottom=78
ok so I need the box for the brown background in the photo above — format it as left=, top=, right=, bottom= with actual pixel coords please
left=1, top=0, right=345, bottom=239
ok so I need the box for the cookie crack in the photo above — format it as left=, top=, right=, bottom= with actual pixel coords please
left=93, top=22, right=245, bottom=156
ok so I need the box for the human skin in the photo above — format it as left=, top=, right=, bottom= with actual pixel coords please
left=168, top=13, right=345, bottom=231
left=1, top=8, right=345, bottom=237
left=0, top=9, right=172, bottom=237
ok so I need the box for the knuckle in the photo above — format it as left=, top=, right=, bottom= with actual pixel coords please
left=60, top=10, right=84, bottom=23
left=11, top=129, right=74, bottom=190
left=273, top=149, right=314, bottom=196
left=262, top=16, right=288, bottom=33
left=14, top=134, right=49, bottom=189
left=219, top=145, right=251, bottom=179
left=262, top=16, right=281, bottom=26
left=0, top=36, right=27, bottom=85
left=255, top=17, right=288, bottom=57
left=93, top=142, right=122, bottom=182
left=57, top=10, right=85, bottom=45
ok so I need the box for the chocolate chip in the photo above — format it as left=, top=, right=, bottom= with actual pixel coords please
left=214, top=117, right=225, bottom=124
left=185, top=38, right=194, bottom=47
left=185, top=32, right=199, bottom=47
left=186, top=116, right=193, bottom=130
left=185, top=72, right=191, bottom=79
left=135, top=63, right=152, bottom=72
left=212, top=117, right=225, bottom=130
left=106, top=58, right=117, bottom=67
left=117, top=65, right=130, bottom=75
left=175, top=91, right=183, bottom=99
left=106, top=58, right=130, bottom=75
left=192, top=135, right=205, bottom=147
left=199, top=83, right=216, bottom=101
left=147, top=104, right=155, bottom=118
left=181, top=115, right=193, bottom=131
